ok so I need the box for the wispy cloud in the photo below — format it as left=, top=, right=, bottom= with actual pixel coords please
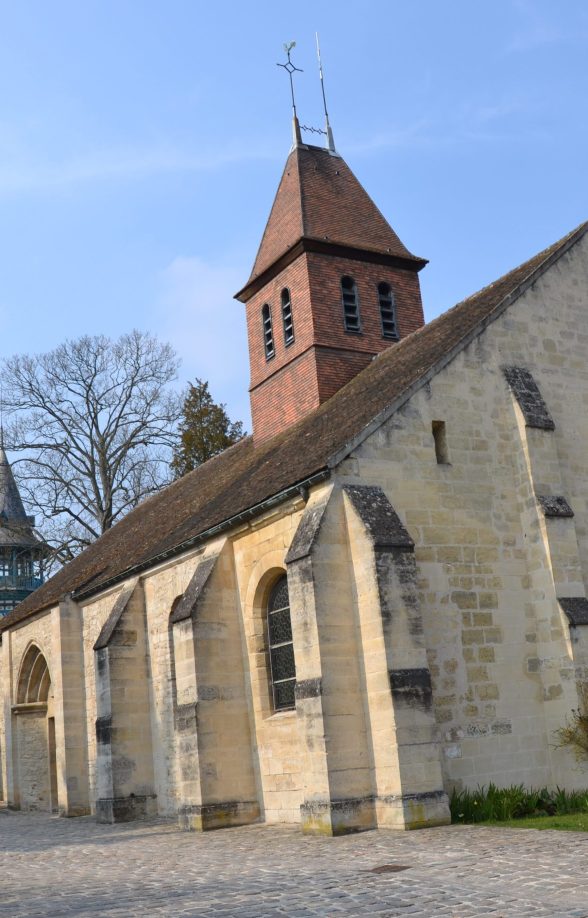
left=347, top=94, right=543, bottom=158
left=0, top=142, right=277, bottom=197
left=506, top=0, right=572, bottom=53
left=155, top=255, right=252, bottom=427
left=345, top=119, right=433, bottom=156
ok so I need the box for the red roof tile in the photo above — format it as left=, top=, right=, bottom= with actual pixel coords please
left=2, top=220, right=586, bottom=630
left=248, top=144, right=423, bottom=282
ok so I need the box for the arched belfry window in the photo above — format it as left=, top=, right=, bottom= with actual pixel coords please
left=281, top=288, right=294, bottom=346
left=262, top=303, right=275, bottom=359
left=267, top=574, right=296, bottom=711
left=341, top=276, right=361, bottom=333
left=378, top=282, right=398, bottom=340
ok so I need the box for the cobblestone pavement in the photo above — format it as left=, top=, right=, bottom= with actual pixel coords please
left=2, top=809, right=588, bottom=917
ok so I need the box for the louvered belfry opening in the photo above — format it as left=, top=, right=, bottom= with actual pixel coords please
left=235, top=143, right=427, bottom=443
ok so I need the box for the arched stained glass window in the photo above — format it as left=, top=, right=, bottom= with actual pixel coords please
left=267, top=574, right=296, bottom=711
left=281, top=288, right=294, bottom=346
left=378, top=282, right=398, bottom=340
left=341, top=276, right=361, bottom=332
left=262, top=303, right=275, bottom=359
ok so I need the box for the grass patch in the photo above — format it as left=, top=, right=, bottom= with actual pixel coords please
left=450, top=783, right=588, bottom=826
left=483, top=813, right=588, bottom=831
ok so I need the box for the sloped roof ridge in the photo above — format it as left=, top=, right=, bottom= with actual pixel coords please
left=432, top=219, right=586, bottom=338
left=455, top=223, right=586, bottom=309
left=247, top=144, right=423, bottom=283
left=4, top=219, right=586, bottom=629
left=297, top=146, right=309, bottom=237
left=324, top=219, right=588, bottom=467
left=297, top=145, right=418, bottom=260
left=77, top=432, right=253, bottom=556
left=248, top=147, right=302, bottom=281
left=0, top=447, right=29, bottom=523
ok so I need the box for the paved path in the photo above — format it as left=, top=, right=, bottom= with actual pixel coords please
left=1, top=809, right=588, bottom=917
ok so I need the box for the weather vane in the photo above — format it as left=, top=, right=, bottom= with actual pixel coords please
left=277, top=41, right=303, bottom=118
left=276, top=38, right=337, bottom=153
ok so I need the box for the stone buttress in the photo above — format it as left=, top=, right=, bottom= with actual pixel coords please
left=285, top=483, right=449, bottom=833
left=170, top=540, right=259, bottom=831
left=342, top=484, right=449, bottom=829
left=94, top=579, right=157, bottom=822
left=504, top=366, right=588, bottom=783
left=52, top=594, right=90, bottom=815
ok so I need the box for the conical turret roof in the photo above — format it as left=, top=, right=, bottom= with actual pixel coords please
left=0, top=447, right=28, bottom=522
left=247, top=143, right=425, bottom=284
left=0, top=447, right=41, bottom=548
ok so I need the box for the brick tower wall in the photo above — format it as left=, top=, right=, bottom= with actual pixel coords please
left=246, top=252, right=425, bottom=442
left=249, top=349, right=322, bottom=442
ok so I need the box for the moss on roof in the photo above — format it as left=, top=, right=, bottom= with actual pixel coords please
left=3, top=220, right=586, bottom=631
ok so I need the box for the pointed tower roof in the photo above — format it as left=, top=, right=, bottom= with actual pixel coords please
left=0, top=447, right=28, bottom=522
left=237, top=143, right=426, bottom=300
left=0, top=447, right=43, bottom=550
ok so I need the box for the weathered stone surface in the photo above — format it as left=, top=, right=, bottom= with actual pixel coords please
left=178, top=799, right=260, bottom=831
left=537, top=495, right=574, bottom=518
left=95, top=716, right=112, bottom=746
left=503, top=366, right=555, bottom=429
left=389, top=668, right=433, bottom=711
left=284, top=492, right=331, bottom=563
left=94, top=580, right=139, bottom=650
left=294, top=678, right=322, bottom=700
left=169, top=554, right=218, bottom=623
left=95, top=793, right=157, bottom=824
left=343, top=484, right=414, bottom=549
left=175, top=702, right=198, bottom=733
left=559, top=597, right=588, bottom=626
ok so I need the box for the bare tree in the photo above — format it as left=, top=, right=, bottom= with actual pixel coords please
left=2, top=330, right=181, bottom=568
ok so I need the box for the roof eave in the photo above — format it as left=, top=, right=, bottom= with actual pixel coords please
left=0, top=467, right=331, bottom=628
left=235, top=237, right=427, bottom=303
left=71, top=468, right=331, bottom=603
left=326, top=221, right=588, bottom=470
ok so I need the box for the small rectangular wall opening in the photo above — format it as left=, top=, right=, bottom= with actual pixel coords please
left=432, top=421, right=449, bottom=465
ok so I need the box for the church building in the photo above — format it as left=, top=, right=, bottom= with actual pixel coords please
left=1, top=113, right=588, bottom=834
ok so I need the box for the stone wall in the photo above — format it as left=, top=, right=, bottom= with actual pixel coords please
left=15, top=709, right=49, bottom=810
left=233, top=499, right=308, bottom=824
left=81, top=588, right=124, bottom=809
left=0, top=613, right=54, bottom=809
left=142, top=554, right=197, bottom=816
left=345, top=232, right=588, bottom=791
left=1, top=233, right=587, bottom=825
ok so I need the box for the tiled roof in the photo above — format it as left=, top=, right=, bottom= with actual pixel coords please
left=0, top=448, right=29, bottom=523
left=0, top=447, right=42, bottom=550
left=3, top=220, right=586, bottom=630
left=248, top=144, right=424, bottom=282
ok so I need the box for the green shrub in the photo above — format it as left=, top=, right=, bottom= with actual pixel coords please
left=450, top=784, right=588, bottom=824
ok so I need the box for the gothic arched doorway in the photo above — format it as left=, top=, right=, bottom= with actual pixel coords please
left=14, top=645, right=58, bottom=812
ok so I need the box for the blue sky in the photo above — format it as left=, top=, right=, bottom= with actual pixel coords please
left=0, top=1, right=586, bottom=428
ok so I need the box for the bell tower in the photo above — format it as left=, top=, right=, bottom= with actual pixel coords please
left=0, top=442, right=48, bottom=616
left=236, top=52, right=427, bottom=443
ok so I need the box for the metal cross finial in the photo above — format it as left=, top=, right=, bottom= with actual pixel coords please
left=277, top=41, right=303, bottom=117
